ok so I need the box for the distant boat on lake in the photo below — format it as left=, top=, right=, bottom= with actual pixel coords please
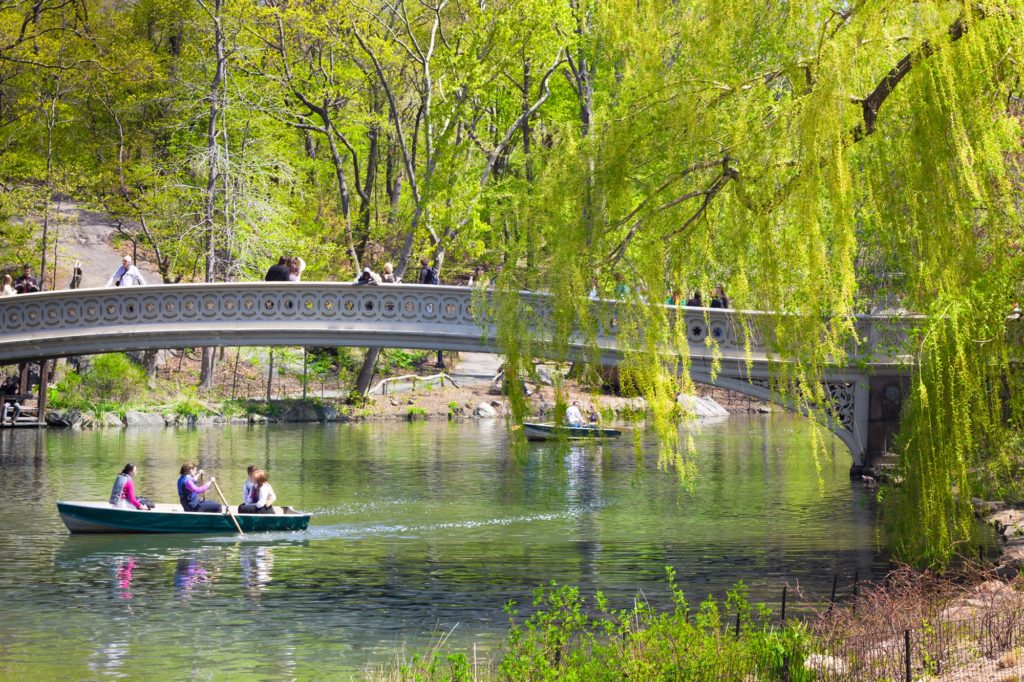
left=522, top=422, right=623, bottom=441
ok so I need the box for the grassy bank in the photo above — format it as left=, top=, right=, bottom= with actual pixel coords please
left=367, top=566, right=1024, bottom=681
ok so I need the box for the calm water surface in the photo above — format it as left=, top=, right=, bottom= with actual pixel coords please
left=0, top=415, right=884, bottom=679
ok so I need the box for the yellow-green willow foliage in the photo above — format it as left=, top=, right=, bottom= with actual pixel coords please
left=490, top=1, right=1024, bottom=566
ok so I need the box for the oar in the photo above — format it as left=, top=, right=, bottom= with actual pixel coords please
left=211, top=478, right=244, bottom=535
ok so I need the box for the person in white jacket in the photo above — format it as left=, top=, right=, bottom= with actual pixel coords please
left=106, top=255, right=147, bottom=287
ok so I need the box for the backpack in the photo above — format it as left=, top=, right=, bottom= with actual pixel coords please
left=424, top=267, right=439, bottom=285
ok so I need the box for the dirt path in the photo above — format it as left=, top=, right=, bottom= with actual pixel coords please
left=47, top=201, right=161, bottom=289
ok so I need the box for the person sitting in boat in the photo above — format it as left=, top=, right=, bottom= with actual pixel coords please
left=177, top=462, right=222, bottom=513
left=243, top=469, right=276, bottom=514
left=110, top=463, right=147, bottom=510
left=565, top=401, right=585, bottom=427
left=587, top=405, right=601, bottom=426
left=241, top=465, right=257, bottom=508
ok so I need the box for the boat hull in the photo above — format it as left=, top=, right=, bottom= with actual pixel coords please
left=523, top=422, right=623, bottom=441
left=57, top=501, right=310, bottom=534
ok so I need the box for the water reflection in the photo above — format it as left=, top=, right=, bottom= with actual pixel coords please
left=111, top=556, right=136, bottom=602
left=174, top=556, right=211, bottom=598
left=240, top=545, right=274, bottom=599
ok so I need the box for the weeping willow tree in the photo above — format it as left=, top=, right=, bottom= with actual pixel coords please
left=485, top=0, right=1024, bottom=567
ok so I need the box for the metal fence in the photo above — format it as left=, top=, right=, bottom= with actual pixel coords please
left=805, top=609, right=1024, bottom=681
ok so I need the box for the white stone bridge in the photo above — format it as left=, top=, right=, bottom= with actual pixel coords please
left=0, top=283, right=919, bottom=468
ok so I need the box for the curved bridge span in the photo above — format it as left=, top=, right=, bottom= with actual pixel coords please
left=0, top=283, right=917, bottom=467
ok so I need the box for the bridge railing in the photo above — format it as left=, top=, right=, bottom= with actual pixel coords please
left=0, top=282, right=920, bottom=365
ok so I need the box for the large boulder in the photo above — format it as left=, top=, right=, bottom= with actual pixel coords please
left=100, top=412, right=124, bottom=428
left=124, top=410, right=165, bottom=427
left=474, top=402, right=498, bottom=418
left=678, top=394, right=729, bottom=418
left=45, top=409, right=69, bottom=427
left=66, top=409, right=91, bottom=430
left=533, top=365, right=558, bottom=386
left=282, top=403, right=320, bottom=422
left=320, top=404, right=347, bottom=422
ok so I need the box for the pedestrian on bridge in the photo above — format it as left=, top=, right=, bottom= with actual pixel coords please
left=287, top=257, right=306, bottom=282
left=14, top=264, right=39, bottom=294
left=265, top=256, right=290, bottom=281
left=106, top=256, right=147, bottom=287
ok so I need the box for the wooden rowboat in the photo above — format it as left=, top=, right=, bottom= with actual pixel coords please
left=523, top=422, right=623, bottom=441
left=57, top=501, right=311, bottom=534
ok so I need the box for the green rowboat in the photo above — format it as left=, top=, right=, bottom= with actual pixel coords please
left=523, top=422, right=623, bottom=441
left=57, top=501, right=311, bottom=534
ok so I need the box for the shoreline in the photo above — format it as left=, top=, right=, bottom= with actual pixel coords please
left=43, top=382, right=749, bottom=430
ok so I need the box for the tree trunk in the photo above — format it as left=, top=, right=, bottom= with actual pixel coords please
left=355, top=347, right=380, bottom=396
left=198, top=0, right=225, bottom=391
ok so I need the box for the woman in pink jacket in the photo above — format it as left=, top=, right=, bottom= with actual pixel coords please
left=109, top=463, right=146, bottom=510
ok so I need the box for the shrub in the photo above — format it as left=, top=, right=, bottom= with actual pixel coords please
left=51, top=354, right=146, bottom=409
left=83, top=353, right=147, bottom=403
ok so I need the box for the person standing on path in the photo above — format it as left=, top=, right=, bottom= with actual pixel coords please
left=105, top=256, right=147, bottom=287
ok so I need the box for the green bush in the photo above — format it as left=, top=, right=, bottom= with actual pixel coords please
left=497, top=569, right=813, bottom=681
left=51, top=354, right=146, bottom=410
left=380, top=349, right=429, bottom=374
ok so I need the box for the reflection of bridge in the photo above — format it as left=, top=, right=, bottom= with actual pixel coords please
left=0, top=283, right=917, bottom=468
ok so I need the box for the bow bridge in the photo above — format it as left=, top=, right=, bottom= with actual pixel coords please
left=0, top=283, right=918, bottom=469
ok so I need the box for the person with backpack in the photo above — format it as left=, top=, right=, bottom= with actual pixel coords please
left=418, top=258, right=439, bottom=285
left=109, top=463, right=153, bottom=510
left=417, top=258, right=445, bottom=367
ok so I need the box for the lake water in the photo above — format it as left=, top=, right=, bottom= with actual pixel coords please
left=0, top=415, right=884, bottom=679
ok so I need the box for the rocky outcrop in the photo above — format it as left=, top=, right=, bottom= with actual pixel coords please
left=124, top=410, right=165, bottom=427
left=474, top=402, right=498, bottom=418
left=281, top=403, right=320, bottom=422
left=101, top=412, right=124, bottom=428
left=677, top=394, right=730, bottom=418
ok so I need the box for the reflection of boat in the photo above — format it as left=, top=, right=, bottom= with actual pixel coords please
left=57, top=501, right=311, bottom=534
left=523, top=422, right=623, bottom=441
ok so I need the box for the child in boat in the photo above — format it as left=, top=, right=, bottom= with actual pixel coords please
left=247, top=469, right=276, bottom=514
left=176, top=462, right=222, bottom=513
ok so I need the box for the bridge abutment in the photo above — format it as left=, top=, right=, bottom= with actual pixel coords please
left=859, top=374, right=911, bottom=474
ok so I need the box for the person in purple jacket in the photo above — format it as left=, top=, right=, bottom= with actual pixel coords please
left=176, top=462, right=222, bottom=513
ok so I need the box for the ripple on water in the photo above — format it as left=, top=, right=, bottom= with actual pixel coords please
left=0, top=416, right=886, bottom=676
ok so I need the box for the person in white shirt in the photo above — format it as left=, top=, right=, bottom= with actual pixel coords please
left=565, top=401, right=584, bottom=427
left=106, top=255, right=147, bottom=287
left=253, top=469, right=276, bottom=513
left=2, top=274, right=15, bottom=296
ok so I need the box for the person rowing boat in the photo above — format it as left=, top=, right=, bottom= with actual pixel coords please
left=176, top=462, right=223, bottom=513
